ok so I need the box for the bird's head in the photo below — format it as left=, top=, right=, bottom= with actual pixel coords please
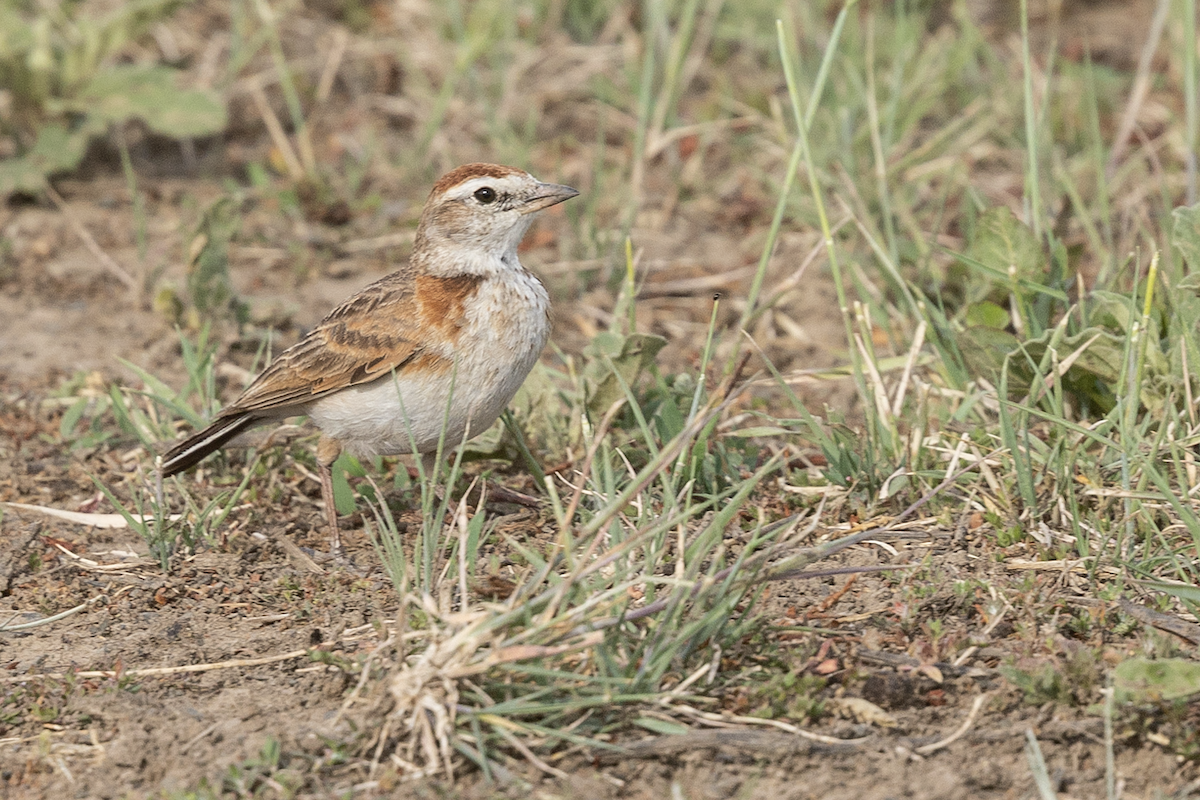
left=414, top=163, right=578, bottom=275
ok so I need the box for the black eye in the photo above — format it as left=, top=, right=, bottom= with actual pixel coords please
left=473, top=187, right=496, bottom=204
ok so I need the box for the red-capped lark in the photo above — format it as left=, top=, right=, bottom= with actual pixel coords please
left=160, top=164, right=579, bottom=552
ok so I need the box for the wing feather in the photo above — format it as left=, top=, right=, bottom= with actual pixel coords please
left=220, top=271, right=430, bottom=416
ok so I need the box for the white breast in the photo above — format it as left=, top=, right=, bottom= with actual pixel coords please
left=304, top=271, right=550, bottom=458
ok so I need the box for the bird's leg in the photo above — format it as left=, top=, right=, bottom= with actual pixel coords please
left=316, top=435, right=343, bottom=555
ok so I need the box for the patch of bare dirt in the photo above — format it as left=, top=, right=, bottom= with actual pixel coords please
left=2, top=468, right=1196, bottom=798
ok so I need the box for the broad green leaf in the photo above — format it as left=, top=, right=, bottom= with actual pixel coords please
left=582, top=331, right=667, bottom=421
left=73, top=65, right=226, bottom=138
left=967, top=206, right=1045, bottom=287
left=459, top=418, right=513, bottom=462
left=964, top=300, right=1010, bottom=329
left=1023, top=328, right=1125, bottom=386
left=1177, top=272, right=1200, bottom=292
left=957, top=325, right=1022, bottom=385
left=507, top=363, right=574, bottom=454
left=0, top=155, right=50, bottom=195
left=1168, top=273, right=1200, bottom=387
left=1085, top=290, right=1137, bottom=331
left=0, top=5, right=36, bottom=57
left=958, top=323, right=1125, bottom=411
left=0, top=119, right=99, bottom=194
left=1114, top=658, right=1200, bottom=704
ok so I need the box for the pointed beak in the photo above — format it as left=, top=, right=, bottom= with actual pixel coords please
left=520, top=182, right=580, bottom=214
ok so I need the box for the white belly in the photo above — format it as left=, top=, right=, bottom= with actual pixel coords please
left=304, top=274, right=549, bottom=457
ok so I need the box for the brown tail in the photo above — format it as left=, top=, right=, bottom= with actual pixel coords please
left=160, top=414, right=257, bottom=476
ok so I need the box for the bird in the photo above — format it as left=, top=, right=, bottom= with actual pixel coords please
left=159, top=163, right=579, bottom=552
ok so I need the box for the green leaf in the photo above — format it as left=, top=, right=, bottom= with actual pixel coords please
left=1086, top=290, right=1141, bottom=331
left=956, top=325, right=1022, bottom=385
left=459, top=417, right=515, bottom=462
left=725, top=426, right=792, bottom=437
left=1139, top=580, right=1200, bottom=604
left=505, top=364, right=571, bottom=456
left=958, top=322, right=1126, bottom=410
left=186, top=197, right=248, bottom=325
left=967, top=206, right=1044, bottom=285
left=1167, top=274, right=1200, bottom=398
left=73, top=65, right=226, bottom=138
left=0, top=119, right=99, bottom=194
left=1113, top=658, right=1200, bottom=704
left=633, top=718, right=690, bottom=735
left=581, top=331, right=667, bottom=421
left=0, top=155, right=48, bottom=196
left=332, top=452, right=357, bottom=516
left=964, top=300, right=1010, bottom=329
left=1023, top=327, right=1125, bottom=386
left=0, top=5, right=36, bottom=59
left=1171, top=204, right=1200, bottom=271
left=59, top=397, right=88, bottom=440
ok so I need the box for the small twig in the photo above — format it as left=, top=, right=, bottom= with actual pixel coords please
left=489, top=723, right=568, bottom=780
left=368, top=714, right=394, bottom=779
left=645, top=117, right=758, bottom=160
left=49, top=541, right=151, bottom=571
left=914, top=693, right=989, bottom=755
left=42, top=182, right=138, bottom=292
left=890, top=320, right=926, bottom=416
left=718, top=351, right=753, bottom=401
left=316, top=28, right=349, bottom=104
left=668, top=702, right=866, bottom=746
left=637, top=266, right=757, bottom=298
left=179, top=722, right=221, bottom=755
left=250, top=82, right=305, bottom=180
left=599, top=728, right=857, bottom=762
left=450, top=631, right=604, bottom=678
left=269, top=530, right=325, bottom=575
left=485, top=483, right=539, bottom=508
left=4, top=500, right=183, bottom=533
left=765, top=561, right=919, bottom=584
left=1106, top=0, right=1171, bottom=176
left=810, top=572, right=859, bottom=614
left=1103, top=686, right=1117, bottom=799
left=580, top=453, right=993, bottom=636
left=1, top=648, right=310, bottom=683
left=954, top=599, right=1013, bottom=667
left=1117, top=597, right=1200, bottom=645
left=666, top=662, right=711, bottom=697
left=456, top=481, right=480, bottom=615
left=0, top=594, right=108, bottom=632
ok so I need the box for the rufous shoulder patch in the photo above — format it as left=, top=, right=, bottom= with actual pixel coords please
left=415, top=274, right=484, bottom=340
